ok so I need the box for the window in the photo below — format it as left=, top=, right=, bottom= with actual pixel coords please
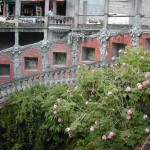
left=82, top=47, right=95, bottom=61
left=53, top=52, right=67, bottom=65
left=0, top=64, right=10, bottom=76
left=24, top=57, right=38, bottom=70
left=146, top=38, right=150, bottom=50
left=112, top=43, right=126, bottom=57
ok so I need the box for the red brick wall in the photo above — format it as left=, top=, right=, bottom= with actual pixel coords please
left=108, top=34, right=132, bottom=59
left=139, top=34, right=150, bottom=48
left=79, top=38, right=101, bottom=63
left=49, top=43, right=72, bottom=69
left=0, top=55, right=14, bottom=83
left=20, top=49, right=42, bottom=76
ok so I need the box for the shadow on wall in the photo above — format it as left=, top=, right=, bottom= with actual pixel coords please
left=0, top=32, right=15, bottom=50
left=19, top=32, right=44, bottom=46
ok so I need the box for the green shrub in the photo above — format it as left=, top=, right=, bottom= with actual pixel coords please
left=0, top=47, right=150, bottom=150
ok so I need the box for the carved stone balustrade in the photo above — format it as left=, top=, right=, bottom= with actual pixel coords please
left=49, top=15, right=73, bottom=26
left=0, top=60, right=113, bottom=108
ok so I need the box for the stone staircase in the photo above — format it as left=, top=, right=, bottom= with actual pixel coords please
left=0, top=60, right=113, bottom=108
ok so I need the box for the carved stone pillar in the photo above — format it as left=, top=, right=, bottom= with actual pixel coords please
left=53, top=0, right=57, bottom=15
left=13, top=47, right=20, bottom=78
left=99, top=28, right=110, bottom=61
left=130, top=0, right=142, bottom=47
left=68, top=32, right=84, bottom=66
left=14, top=0, right=21, bottom=47
left=41, top=43, right=50, bottom=71
left=103, top=0, right=109, bottom=29
left=74, top=0, right=80, bottom=28
left=83, top=1, right=87, bottom=24
left=44, top=0, right=50, bottom=43
left=99, top=0, right=110, bottom=61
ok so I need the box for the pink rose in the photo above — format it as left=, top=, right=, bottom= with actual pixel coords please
left=53, top=110, right=58, bottom=115
left=65, top=127, right=70, bottom=133
left=109, top=132, right=115, bottom=137
left=53, top=104, right=57, bottom=109
left=119, top=49, right=122, bottom=53
left=57, top=98, right=61, bottom=104
left=137, top=83, right=143, bottom=89
left=85, top=101, right=90, bottom=105
left=95, top=120, right=100, bottom=125
left=140, top=56, right=144, bottom=60
left=126, top=115, right=131, bottom=120
left=102, top=135, right=107, bottom=140
left=58, top=117, right=62, bottom=122
left=143, top=115, right=148, bottom=120
left=90, top=69, right=95, bottom=74
left=145, top=128, right=150, bottom=133
left=127, top=109, right=132, bottom=115
left=125, top=86, right=131, bottom=92
left=111, top=57, right=115, bottom=60
left=108, top=135, right=112, bottom=139
left=144, top=72, right=150, bottom=78
left=107, top=91, right=112, bottom=96
left=90, top=126, right=94, bottom=132
left=122, top=63, right=126, bottom=67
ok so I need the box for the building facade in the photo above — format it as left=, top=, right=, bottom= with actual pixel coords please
left=0, top=0, right=150, bottom=83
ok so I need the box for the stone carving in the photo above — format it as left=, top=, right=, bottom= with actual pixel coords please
left=99, top=28, right=110, bottom=61
left=129, top=23, right=142, bottom=47
left=68, top=32, right=85, bottom=66
left=40, top=40, right=51, bottom=70
left=13, top=46, right=21, bottom=78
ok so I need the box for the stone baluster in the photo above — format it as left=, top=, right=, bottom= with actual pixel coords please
left=56, top=71, right=61, bottom=84
left=51, top=73, right=55, bottom=84
left=2, top=85, right=7, bottom=98
left=0, top=87, right=3, bottom=99
left=70, top=68, right=76, bottom=84
left=19, top=80, right=23, bottom=91
left=67, top=69, right=71, bottom=84
left=39, top=74, right=45, bottom=85
left=60, top=70, right=65, bottom=84
left=44, top=73, right=50, bottom=85
left=29, top=76, right=34, bottom=87
left=8, top=83, right=13, bottom=94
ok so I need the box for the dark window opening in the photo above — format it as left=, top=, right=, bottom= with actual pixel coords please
left=112, top=43, right=126, bottom=57
left=53, top=52, right=67, bottom=65
left=0, top=64, right=10, bottom=76
left=82, top=47, right=95, bottom=61
left=56, top=1, right=66, bottom=16
left=24, top=57, right=38, bottom=70
left=146, top=38, right=150, bottom=50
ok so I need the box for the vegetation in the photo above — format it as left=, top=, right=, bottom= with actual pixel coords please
left=0, top=47, right=150, bottom=150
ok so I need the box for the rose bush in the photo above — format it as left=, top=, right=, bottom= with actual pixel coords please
left=0, top=47, right=150, bottom=150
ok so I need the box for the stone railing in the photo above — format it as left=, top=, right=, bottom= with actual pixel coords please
left=49, top=15, right=73, bottom=26
left=19, top=16, right=45, bottom=28
left=0, top=61, right=113, bottom=108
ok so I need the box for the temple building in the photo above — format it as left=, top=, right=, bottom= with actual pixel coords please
left=0, top=0, right=150, bottom=83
